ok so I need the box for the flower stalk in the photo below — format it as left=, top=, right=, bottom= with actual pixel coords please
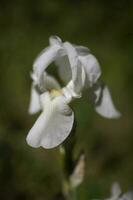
left=58, top=121, right=85, bottom=200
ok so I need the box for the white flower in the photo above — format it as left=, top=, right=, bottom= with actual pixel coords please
left=109, top=182, right=122, bottom=200
left=108, top=182, right=133, bottom=200
left=27, top=36, right=121, bottom=149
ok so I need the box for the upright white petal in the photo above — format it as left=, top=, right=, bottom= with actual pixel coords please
left=49, top=35, right=62, bottom=46
left=91, top=83, right=121, bottom=119
left=63, top=42, right=85, bottom=95
left=28, top=84, right=41, bottom=114
left=73, top=61, right=86, bottom=94
left=33, top=44, right=63, bottom=77
left=74, top=44, right=90, bottom=56
left=79, top=54, right=101, bottom=86
left=26, top=94, right=74, bottom=149
left=63, top=41, right=78, bottom=71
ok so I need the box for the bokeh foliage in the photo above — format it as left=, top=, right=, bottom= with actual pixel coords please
left=0, top=0, right=133, bottom=199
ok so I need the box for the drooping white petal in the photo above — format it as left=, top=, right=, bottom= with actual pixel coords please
left=91, top=83, right=121, bottom=119
left=63, top=42, right=85, bottom=95
left=30, top=72, right=39, bottom=85
left=39, top=92, right=51, bottom=110
left=26, top=94, right=74, bottom=149
left=33, top=44, right=63, bottom=77
left=79, top=54, right=101, bottom=86
left=28, top=84, right=41, bottom=114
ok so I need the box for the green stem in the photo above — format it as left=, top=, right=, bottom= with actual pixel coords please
left=60, top=120, right=77, bottom=200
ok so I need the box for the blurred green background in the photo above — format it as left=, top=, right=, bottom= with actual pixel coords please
left=0, top=0, right=133, bottom=199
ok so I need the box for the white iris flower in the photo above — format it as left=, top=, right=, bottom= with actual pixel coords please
left=109, top=182, right=133, bottom=200
left=27, top=36, right=121, bottom=149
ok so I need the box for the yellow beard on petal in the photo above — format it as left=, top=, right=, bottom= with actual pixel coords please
left=49, top=89, right=63, bottom=98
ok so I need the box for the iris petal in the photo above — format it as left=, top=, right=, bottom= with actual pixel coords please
left=26, top=94, right=74, bottom=149
left=39, top=72, right=61, bottom=93
left=33, top=45, right=63, bottom=77
left=28, top=84, right=41, bottom=114
left=74, top=44, right=90, bottom=56
left=49, top=35, right=62, bottom=46
left=89, top=82, right=121, bottom=119
left=79, top=54, right=101, bottom=86
left=55, top=55, right=72, bottom=83
left=63, top=42, right=85, bottom=95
